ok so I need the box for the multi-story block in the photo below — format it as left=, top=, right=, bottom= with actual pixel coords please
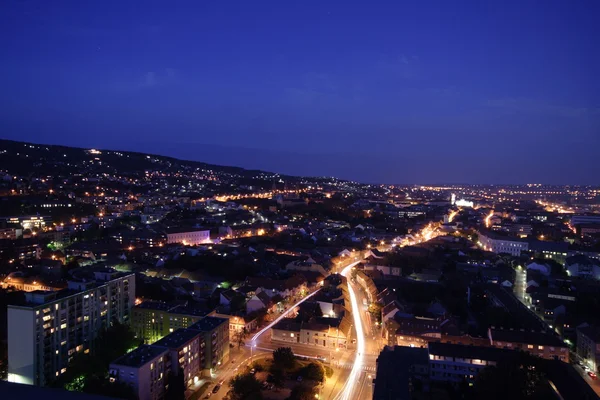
left=478, top=230, right=529, bottom=256
left=428, top=342, right=517, bottom=384
left=152, top=329, right=203, bottom=387
left=7, top=270, right=135, bottom=386
left=109, top=345, right=169, bottom=400
left=577, top=325, right=600, bottom=373
left=131, top=302, right=206, bottom=344
left=166, top=228, right=210, bottom=246
left=188, top=317, right=229, bottom=373
left=488, top=328, right=569, bottom=362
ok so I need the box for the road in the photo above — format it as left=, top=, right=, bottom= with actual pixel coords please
left=573, top=364, right=600, bottom=397
left=331, top=261, right=377, bottom=400
left=206, top=258, right=381, bottom=400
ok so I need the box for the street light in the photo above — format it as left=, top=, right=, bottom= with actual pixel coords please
left=250, top=343, right=256, bottom=365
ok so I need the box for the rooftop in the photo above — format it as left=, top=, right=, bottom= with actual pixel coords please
left=272, top=320, right=302, bottom=332
left=428, top=341, right=519, bottom=362
left=153, top=328, right=200, bottom=349
left=490, top=328, right=566, bottom=347
left=110, top=345, right=168, bottom=368
left=189, top=316, right=228, bottom=332
left=373, top=346, right=429, bottom=400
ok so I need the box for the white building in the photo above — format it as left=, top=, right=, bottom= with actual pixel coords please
left=478, top=231, right=529, bottom=256
left=8, top=271, right=135, bottom=386
left=166, top=229, right=211, bottom=245
left=109, top=345, right=169, bottom=400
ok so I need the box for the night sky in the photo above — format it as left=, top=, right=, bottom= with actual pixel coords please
left=1, top=1, right=598, bottom=184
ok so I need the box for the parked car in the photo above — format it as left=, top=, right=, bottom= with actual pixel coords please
left=588, top=371, right=597, bottom=380
left=212, top=385, right=221, bottom=394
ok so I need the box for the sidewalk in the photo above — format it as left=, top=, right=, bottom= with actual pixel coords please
left=321, top=351, right=353, bottom=400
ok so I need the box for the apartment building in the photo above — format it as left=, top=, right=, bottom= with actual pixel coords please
left=188, top=316, right=230, bottom=373
left=109, top=345, right=169, bottom=400
left=152, top=329, right=203, bottom=387
left=428, top=342, right=517, bottom=384
left=488, top=328, right=569, bottom=362
left=8, top=270, right=135, bottom=386
left=577, top=325, right=600, bottom=373
left=478, top=230, right=529, bottom=256
left=131, top=301, right=206, bottom=344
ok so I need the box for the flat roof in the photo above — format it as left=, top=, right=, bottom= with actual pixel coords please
left=428, top=342, right=518, bottom=362
left=110, top=345, right=168, bottom=368
left=373, top=346, right=429, bottom=400
left=153, top=329, right=200, bottom=349
left=189, top=316, right=228, bottom=332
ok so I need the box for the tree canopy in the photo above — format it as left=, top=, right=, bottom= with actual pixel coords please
left=272, top=347, right=296, bottom=370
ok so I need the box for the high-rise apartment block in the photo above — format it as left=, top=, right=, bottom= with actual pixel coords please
left=7, top=270, right=135, bottom=386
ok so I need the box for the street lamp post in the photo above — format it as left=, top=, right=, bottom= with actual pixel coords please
left=250, top=343, right=256, bottom=366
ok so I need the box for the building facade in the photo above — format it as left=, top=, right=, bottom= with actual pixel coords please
left=188, top=317, right=230, bottom=373
left=109, top=345, right=169, bottom=400
left=166, top=229, right=210, bottom=246
left=152, top=329, right=203, bottom=387
left=577, top=325, right=600, bottom=373
left=478, top=231, right=529, bottom=256
left=8, top=271, right=135, bottom=386
left=131, top=302, right=206, bottom=344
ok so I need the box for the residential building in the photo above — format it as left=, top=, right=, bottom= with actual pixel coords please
left=528, top=240, right=569, bottom=265
left=1, top=215, right=52, bottom=230
left=165, top=228, right=210, bottom=246
left=209, top=311, right=258, bottom=335
left=8, top=271, right=135, bottom=386
left=188, top=317, right=229, bottom=373
left=373, top=346, right=429, bottom=400
left=152, top=329, right=203, bottom=387
left=571, top=215, right=600, bottom=226
left=566, top=255, right=600, bottom=280
left=428, top=342, right=517, bottom=384
left=478, top=230, right=529, bottom=256
left=131, top=302, right=206, bottom=344
left=1, top=275, right=63, bottom=292
left=271, top=317, right=350, bottom=350
left=109, top=345, right=169, bottom=400
left=577, top=325, right=600, bottom=373
left=488, top=328, right=569, bottom=362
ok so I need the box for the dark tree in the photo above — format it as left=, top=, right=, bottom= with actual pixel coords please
left=272, top=347, right=296, bottom=370
left=299, top=362, right=325, bottom=383
left=288, top=384, right=316, bottom=400
left=267, top=368, right=285, bottom=391
left=228, top=373, right=263, bottom=400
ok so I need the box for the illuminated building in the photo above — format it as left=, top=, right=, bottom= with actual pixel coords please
left=131, top=302, right=206, bottom=344
left=165, top=228, right=210, bottom=245
left=7, top=271, right=135, bottom=386
left=109, top=345, right=169, bottom=400
left=2, top=215, right=52, bottom=230
left=478, top=230, right=529, bottom=256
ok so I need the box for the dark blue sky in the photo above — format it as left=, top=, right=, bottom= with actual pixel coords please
left=1, top=0, right=598, bottom=184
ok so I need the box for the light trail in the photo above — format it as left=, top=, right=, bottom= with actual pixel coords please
left=250, top=288, right=322, bottom=344
left=485, top=210, right=494, bottom=228
left=335, top=261, right=366, bottom=400
left=448, top=210, right=458, bottom=223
